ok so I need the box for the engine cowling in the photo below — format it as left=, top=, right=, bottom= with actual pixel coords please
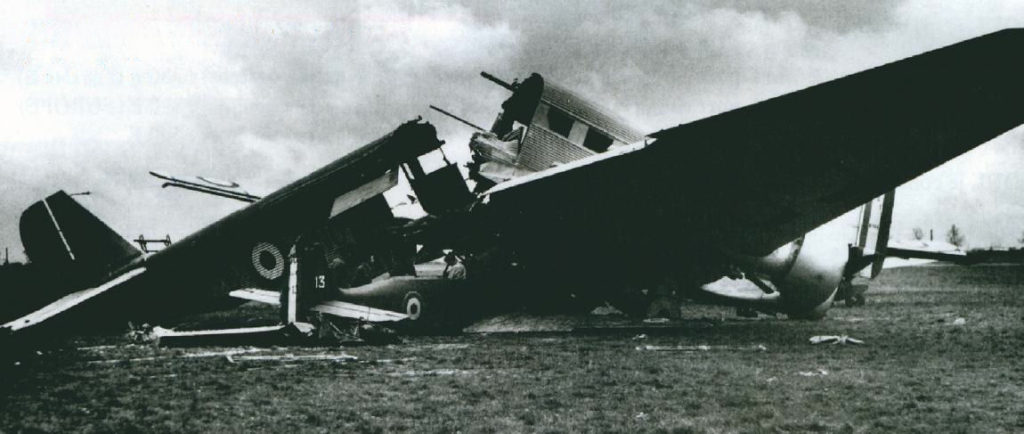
left=733, top=224, right=848, bottom=319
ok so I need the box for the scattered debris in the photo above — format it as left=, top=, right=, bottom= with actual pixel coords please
left=415, top=343, right=471, bottom=351
left=636, top=344, right=767, bottom=352
left=809, top=335, right=864, bottom=345
left=590, top=303, right=624, bottom=316
left=798, top=369, right=829, bottom=377
left=77, top=345, right=121, bottom=352
left=390, top=369, right=471, bottom=377
left=124, top=322, right=154, bottom=344
left=226, top=353, right=358, bottom=363
left=464, top=313, right=717, bottom=334
left=143, top=373, right=179, bottom=379
left=87, top=348, right=265, bottom=364
left=356, top=322, right=402, bottom=345
left=636, top=344, right=709, bottom=352
left=634, top=412, right=648, bottom=420
left=362, top=357, right=417, bottom=365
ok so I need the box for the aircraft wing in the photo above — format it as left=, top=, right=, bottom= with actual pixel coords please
left=229, top=288, right=408, bottom=322
left=229, top=288, right=282, bottom=305
left=483, top=29, right=1024, bottom=256
left=2, top=267, right=147, bottom=334
left=885, top=246, right=969, bottom=264
left=310, top=301, right=408, bottom=323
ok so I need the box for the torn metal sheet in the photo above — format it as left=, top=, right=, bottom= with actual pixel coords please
left=809, top=335, right=864, bottom=345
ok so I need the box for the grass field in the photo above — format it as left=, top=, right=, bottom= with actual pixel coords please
left=2, top=264, right=1023, bottom=433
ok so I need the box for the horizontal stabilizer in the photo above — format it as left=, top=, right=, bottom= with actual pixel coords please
left=2, top=267, right=146, bottom=333
left=229, top=288, right=281, bottom=306
left=311, top=300, right=408, bottom=322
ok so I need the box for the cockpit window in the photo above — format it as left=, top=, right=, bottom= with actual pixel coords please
left=582, top=128, right=613, bottom=152
left=546, top=106, right=574, bottom=138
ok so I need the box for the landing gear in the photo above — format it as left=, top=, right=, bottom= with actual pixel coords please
left=836, top=276, right=868, bottom=307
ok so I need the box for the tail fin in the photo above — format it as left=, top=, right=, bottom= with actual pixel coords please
left=19, top=191, right=141, bottom=286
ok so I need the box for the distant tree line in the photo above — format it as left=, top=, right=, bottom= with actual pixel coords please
left=947, top=224, right=965, bottom=248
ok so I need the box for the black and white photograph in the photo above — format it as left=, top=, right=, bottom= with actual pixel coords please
left=2, top=1, right=1023, bottom=432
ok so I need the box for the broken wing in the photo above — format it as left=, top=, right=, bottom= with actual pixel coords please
left=483, top=28, right=1024, bottom=256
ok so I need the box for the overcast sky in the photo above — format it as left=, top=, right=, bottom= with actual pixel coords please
left=2, top=0, right=1023, bottom=262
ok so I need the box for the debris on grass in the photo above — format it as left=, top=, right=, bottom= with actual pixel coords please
left=77, top=345, right=122, bottom=352
left=798, top=369, right=829, bottom=377
left=226, top=353, right=358, bottom=363
left=362, top=357, right=417, bottom=365
left=356, top=323, right=402, bottom=345
left=86, top=348, right=266, bottom=365
left=414, top=343, right=471, bottom=351
left=635, top=344, right=767, bottom=352
left=637, top=344, right=710, bottom=352
left=389, top=368, right=471, bottom=377
left=590, top=303, right=624, bottom=316
left=124, top=322, right=154, bottom=344
left=809, top=335, right=864, bottom=345
left=952, top=317, right=967, bottom=326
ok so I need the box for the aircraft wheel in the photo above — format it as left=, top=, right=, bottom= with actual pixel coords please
left=404, top=292, right=424, bottom=321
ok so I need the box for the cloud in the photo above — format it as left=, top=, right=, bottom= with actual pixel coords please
left=1, top=0, right=1023, bottom=263
left=0, top=1, right=519, bottom=260
left=455, top=0, right=1024, bottom=248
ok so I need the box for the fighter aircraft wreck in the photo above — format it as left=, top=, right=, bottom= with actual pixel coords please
left=4, top=28, right=1024, bottom=346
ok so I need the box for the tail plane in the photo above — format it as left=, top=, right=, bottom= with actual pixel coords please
left=19, top=191, right=142, bottom=287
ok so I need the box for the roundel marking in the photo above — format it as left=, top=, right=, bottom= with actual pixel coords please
left=251, top=242, right=285, bottom=280
left=404, top=292, right=423, bottom=321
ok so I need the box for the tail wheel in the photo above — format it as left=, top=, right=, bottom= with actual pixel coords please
left=404, top=292, right=424, bottom=321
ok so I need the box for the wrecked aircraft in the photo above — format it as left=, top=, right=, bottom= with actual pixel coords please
left=4, top=28, right=1024, bottom=345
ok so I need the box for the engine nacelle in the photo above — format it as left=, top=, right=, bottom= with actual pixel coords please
left=733, top=224, right=848, bottom=319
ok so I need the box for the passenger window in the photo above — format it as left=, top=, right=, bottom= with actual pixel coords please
left=582, top=128, right=613, bottom=152
left=546, top=107, right=574, bottom=138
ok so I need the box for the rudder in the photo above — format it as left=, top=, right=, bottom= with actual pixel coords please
left=19, top=191, right=142, bottom=287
